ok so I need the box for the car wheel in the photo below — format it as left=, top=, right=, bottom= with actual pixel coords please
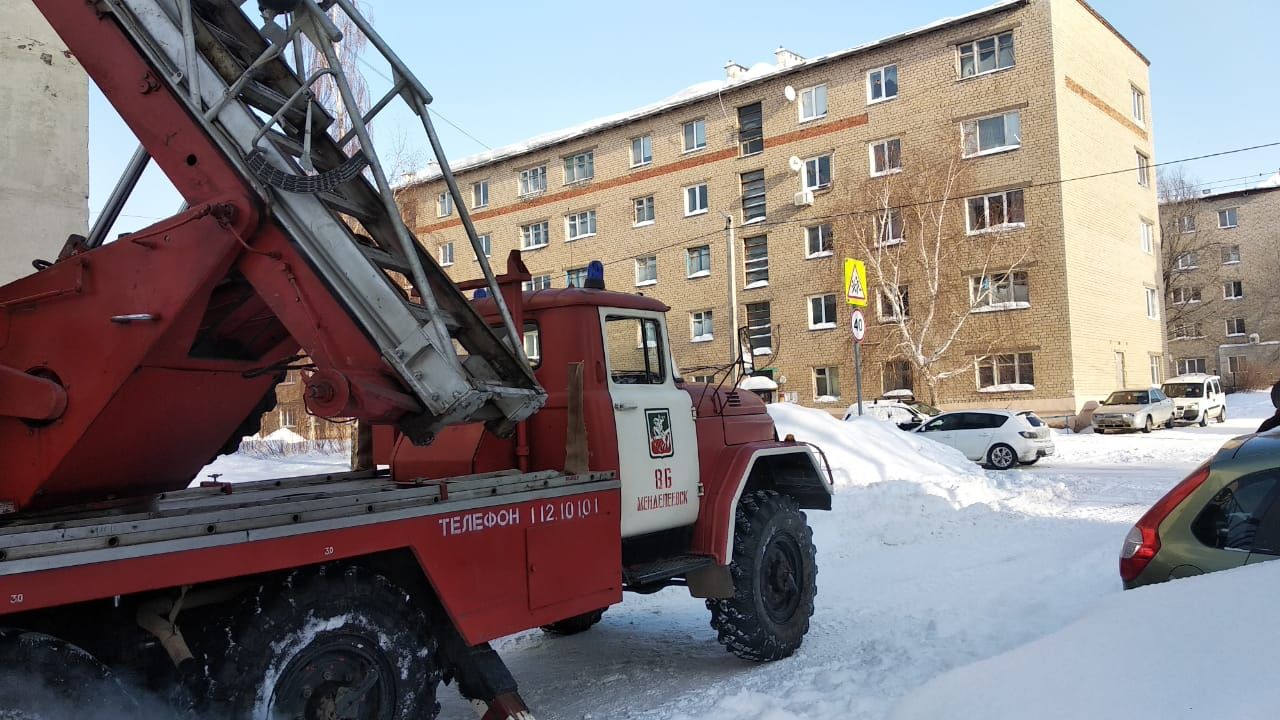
left=987, top=443, right=1016, bottom=470
left=1166, top=415, right=1176, bottom=429
left=1218, top=406, right=1228, bottom=423
left=1142, top=416, right=1153, bottom=433
left=1198, top=413, right=1208, bottom=427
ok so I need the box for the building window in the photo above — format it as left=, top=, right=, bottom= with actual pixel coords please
left=738, top=102, right=764, bottom=156
left=1177, top=215, right=1196, bottom=233
left=813, top=366, right=840, bottom=400
left=1174, top=251, right=1198, bottom=270
left=634, top=196, right=655, bottom=226
left=684, top=183, right=709, bottom=216
left=746, top=302, right=772, bottom=355
left=437, top=192, right=453, bottom=218
left=1171, top=286, right=1202, bottom=304
left=1177, top=358, right=1207, bottom=375
left=883, top=359, right=913, bottom=395
left=686, top=245, right=711, bottom=277
left=970, top=271, right=1029, bottom=309
left=279, top=406, right=296, bottom=429
left=878, top=285, right=909, bottom=321
left=476, top=233, right=491, bottom=258
left=565, top=266, right=588, bottom=288
left=523, top=329, right=542, bottom=363
left=439, top=242, right=454, bottom=266
left=1228, top=356, right=1246, bottom=379
left=471, top=180, right=489, bottom=209
left=867, top=64, right=898, bottom=103
left=635, top=255, right=657, bottom=286
left=798, top=84, right=828, bottom=122
left=1171, top=322, right=1203, bottom=340
left=875, top=208, right=905, bottom=246
left=977, top=352, right=1034, bottom=390
left=630, top=135, right=652, bottom=167
left=808, top=294, right=837, bottom=329
left=1222, top=244, right=1241, bottom=264
left=1223, top=280, right=1244, bottom=300
left=959, top=31, right=1014, bottom=78
left=691, top=310, right=714, bottom=342
left=692, top=374, right=715, bottom=384
left=869, top=138, right=902, bottom=176
left=743, top=235, right=769, bottom=287
left=741, top=169, right=767, bottom=222
left=1131, top=86, right=1146, bottom=125
left=563, top=150, right=594, bottom=184
left=522, top=274, right=551, bottom=291
left=1136, top=151, right=1150, bottom=187
left=565, top=210, right=596, bottom=241
left=805, top=223, right=834, bottom=258
left=519, top=165, right=547, bottom=196
left=1149, top=355, right=1162, bottom=384
left=803, top=154, right=832, bottom=191
left=1218, top=207, right=1239, bottom=229
left=683, top=118, right=706, bottom=152
left=1145, top=287, right=1159, bottom=319
left=962, top=111, right=1021, bottom=157
left=1140, top=218, right=1155, bottom=254
left=520, top=221, right=549, bottom=250
left=1226, top=318, right=1247, bottom=337
left=966, top=189, right=1025, bottom=233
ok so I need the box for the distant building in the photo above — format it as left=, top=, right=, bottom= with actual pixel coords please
left=0, top=3, right=88, bottom=284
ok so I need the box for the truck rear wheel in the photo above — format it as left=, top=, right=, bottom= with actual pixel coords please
left=0, top=629, right=140, bottom=719
left=202, top=565, right=440, bottom=720
left=707, top=490, right=817, bottom=662
left=540, top=608, right=606, bottom=635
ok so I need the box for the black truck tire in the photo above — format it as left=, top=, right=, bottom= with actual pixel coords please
left=201, top=565, right=440, bottom=720
left=707, top=490, right=817, bottom=662
left=540, top=608, right=606, bottom=635
left=0, top=629, right=140, bottom=719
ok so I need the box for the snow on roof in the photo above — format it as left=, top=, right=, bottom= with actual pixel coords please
left=399, top=0, right=1025, bottom=188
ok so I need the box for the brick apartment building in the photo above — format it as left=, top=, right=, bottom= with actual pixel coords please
left=1160, top=180, right=1280, bottom=390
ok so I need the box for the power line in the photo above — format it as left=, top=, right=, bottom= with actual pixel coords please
left=354, top=55, right=492, bottom=151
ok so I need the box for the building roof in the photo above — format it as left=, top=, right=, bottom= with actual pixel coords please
left=1161, top=174, right=1280, bottom=205
left=398, top=0, right=1031, bottom=188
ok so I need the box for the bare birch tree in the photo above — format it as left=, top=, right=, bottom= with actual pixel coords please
left=1157, top=167, right=1221, bottom=340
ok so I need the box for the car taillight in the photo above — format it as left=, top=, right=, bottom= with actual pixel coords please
left=1120, top=461, right=1212, bottom=583
left=1019, top=430, right=1037, bottom=438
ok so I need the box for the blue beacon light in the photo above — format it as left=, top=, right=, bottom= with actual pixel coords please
left=584, top=260, right=605, bottom=290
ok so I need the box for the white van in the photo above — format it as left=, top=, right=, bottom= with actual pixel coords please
left=1161, top=373, right=1227, bottom=426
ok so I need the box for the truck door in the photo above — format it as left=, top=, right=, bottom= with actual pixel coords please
left=599, top=310, right=701, bottom=537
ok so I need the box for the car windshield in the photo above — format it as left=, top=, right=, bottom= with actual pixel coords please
left=909, top=402, right=941, bottom=416
left=1163, top=383, right=1203, bottom=399
left=1104, top=391, right=1149, bottom=405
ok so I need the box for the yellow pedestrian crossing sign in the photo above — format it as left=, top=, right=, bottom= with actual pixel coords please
left=844, top=258, right=868, bottom=307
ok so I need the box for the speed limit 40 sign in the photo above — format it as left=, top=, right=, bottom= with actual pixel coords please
left=850, top=309, right=866, bottom=343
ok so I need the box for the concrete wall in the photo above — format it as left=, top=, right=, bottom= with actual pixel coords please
left=0, top=3, right=88, bottom=285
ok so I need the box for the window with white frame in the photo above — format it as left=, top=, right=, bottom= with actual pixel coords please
left=970, top=271, right=1029, bottom=309
left=634, top=195, right=655, bottom=226
left=869, top=138, right=902, bottom=176
left=630, top=135, right=652, bottom=167
left=1174, top=251, right=1198, bottom=270
left=279, top=406, right=295, bottom=428
left=439, top=242, right=454, bottom=266
left=684, top=183, right=709, bottom=216
left=808, top=294, right=837, bottom=329
left=1170, top=286, right=1202, bottom=304
left=476, top=233, right=491, bottom=258
left=691, top=310, right=713, bottom=342
left=976, top=352, right=1034, bottom=390
left=804, top=154, right=832, bottom=191
left=437, top=192, right=453, bottom=218
left=1228, top=356, right=1246, bottom=378
left=518, top=165, right=546, bottom=196
left=798, top=84, right=828, bottom=122
left=966, top=188, right=1025, bottom=232
left=1150, top=355, right=1162, bottom=385
left=522, top=274, right=551, bottom=291
left=520, top=220, right=549, bottom=250
left=867, top=64, right=898, bottom=103
left=635, top=255, right=657, bottom=286
left=1140, top=218, right=1154, bottom=254
left=565, top=210, right=596, bottom=241
left=1178, top=215, right=1196, bottom=233
left=563, top=151, right=594, bottom=184
left=523, top=329, right=541, bottom=364
left=878, top=285, right=909, bottom=321
left=962, top=111, right=1021, bottom=157
left=1226, top=318, right=1247, bottom=337
left=471, top=180, right=489, bottom=209
left=1223, top=280, right=1244, bottom=300
left=959, top=31, right=1014, bottom=77
left=746, top=302, right=772, bottom=354
left=683, top=118, right=706, bottom=152
left=1131, top=86, right=1145, bottom=125
left=1136, top=151, right=1150, bottom=187
left=692, top=374, right=715, bottom=384
left=1218, top=207, right=1238, bottom=229
left=565, top=266, right=588, bottom=288
left=1222, top=244, right=1241, bottom=264
left=743, top=235, right=768, bottom=287
left=805, top=223, right=833, bottom=258
left=1177, top=358, right=1207, bottom=375
left=1171, top=322, right=1203, bottom=340
left=1145, top=287, right=1159, bottom=319
left=875, top=208, right=904, bottom=246
left=686, top=245, right=711, bottom=277
left=813, top=366, right=840, bottom=400
left=741, top=169, right=767, bottom=222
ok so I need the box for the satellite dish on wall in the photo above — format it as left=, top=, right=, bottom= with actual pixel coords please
left=783, top=85, right=797, bottom=102
left=788, top=155, right=803, bottom=173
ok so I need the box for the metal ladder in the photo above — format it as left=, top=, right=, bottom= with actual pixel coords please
left=94, top=0, right=544, bottom=438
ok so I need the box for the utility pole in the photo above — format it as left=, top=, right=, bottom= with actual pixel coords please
left=723, top=214, right=740, bottom=381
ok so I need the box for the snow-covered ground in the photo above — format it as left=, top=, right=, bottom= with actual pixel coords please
left=199, top=392, right=1275, bottom=719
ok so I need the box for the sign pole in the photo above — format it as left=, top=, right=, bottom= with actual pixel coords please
left=854, top=342, right=863, bottom=416
left=845, top=260, right=868, bottom=417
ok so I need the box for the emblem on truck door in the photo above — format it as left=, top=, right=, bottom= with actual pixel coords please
left=645, top=408, right=674, bottom=458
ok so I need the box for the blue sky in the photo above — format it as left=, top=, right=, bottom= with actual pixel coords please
left=89, top=0, right=1280, bottom=233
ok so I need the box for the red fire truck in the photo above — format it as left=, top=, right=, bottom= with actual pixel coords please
left=0, top=0, right=832, bottom=717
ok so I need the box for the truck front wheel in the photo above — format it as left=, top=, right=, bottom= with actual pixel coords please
left=707, top=490, right=817, bottom=661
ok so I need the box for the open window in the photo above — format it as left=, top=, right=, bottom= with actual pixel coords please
left=604, top=315, right=666, bottom=385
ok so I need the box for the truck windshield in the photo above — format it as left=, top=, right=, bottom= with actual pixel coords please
left=1105, top=391, right=1149, bottom=405
left=1162, top=383, right=1203, bottom=398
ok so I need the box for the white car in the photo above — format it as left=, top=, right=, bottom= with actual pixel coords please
left=843, top=398, right=939, bottom=430
left=1161, top=373, right=1227, bottom=426
left=1091, top=388, right=1176, bottom=433
left=915, top=410, right=1054, bottom=470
